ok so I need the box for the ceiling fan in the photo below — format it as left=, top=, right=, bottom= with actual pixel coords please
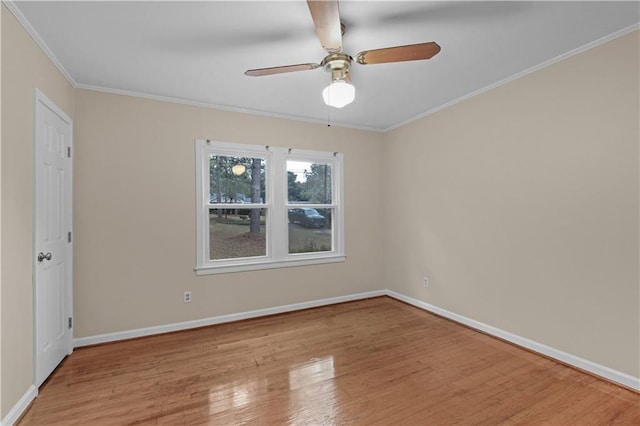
left=244, top=0, right=441, bottom=108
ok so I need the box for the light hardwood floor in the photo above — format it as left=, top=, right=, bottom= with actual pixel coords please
left=18, top=297, right=639, bottom=425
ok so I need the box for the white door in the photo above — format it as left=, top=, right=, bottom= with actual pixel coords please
left=34, top=90, right=73, bottom=388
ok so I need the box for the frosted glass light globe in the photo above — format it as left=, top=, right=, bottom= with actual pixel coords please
left=322, top=80, right=355, bottom=108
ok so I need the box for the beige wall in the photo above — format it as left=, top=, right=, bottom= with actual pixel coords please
left=72, top=89, right=385, bottom=338
left=383, top=31, right=640, bottom=377
left=1, top=5, right=75, bottom=417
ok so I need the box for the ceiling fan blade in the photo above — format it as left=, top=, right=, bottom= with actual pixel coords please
left=355, top=42, right=441, bottom=65
left=307, top=0, right=342, bottom=53
left=245, top=63, right=321, bottom=77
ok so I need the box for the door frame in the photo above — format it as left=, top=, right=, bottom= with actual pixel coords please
left=33, top=88, right=74, bottom=387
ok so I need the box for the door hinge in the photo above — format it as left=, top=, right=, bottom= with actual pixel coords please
left=67, top=146, right=71, bottom=158
left=68, top=231, right=72, bottom=243
left=68, top=317, right=73, bottom=329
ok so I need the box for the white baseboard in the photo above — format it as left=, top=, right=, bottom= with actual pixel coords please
left=1, top=385, right=37, bottom=426
left=385, top=290, right=640, bottom=392
left=74, top=290, right=386, bottom=347
left=72, top=288, right=639, bottom=391
left=7, top=288, right=635, bottom=424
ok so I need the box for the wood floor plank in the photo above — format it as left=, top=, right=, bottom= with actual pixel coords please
left=18, top=297, right=639, bottom=425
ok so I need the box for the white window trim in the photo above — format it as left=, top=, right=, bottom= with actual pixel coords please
left=195, top=140, right=345, bottom=275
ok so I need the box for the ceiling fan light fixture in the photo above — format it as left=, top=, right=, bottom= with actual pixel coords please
left=231, top=163, right=246, bottom=176
left=322, top=79, right=355, bottom=108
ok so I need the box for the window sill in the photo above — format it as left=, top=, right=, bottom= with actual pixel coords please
left=195, top=255, right=346, bottom=275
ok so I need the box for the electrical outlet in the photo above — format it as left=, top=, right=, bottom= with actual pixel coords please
left=183, top=291, right=192, bottom=303
left=423, top=277, right=429, bottom=288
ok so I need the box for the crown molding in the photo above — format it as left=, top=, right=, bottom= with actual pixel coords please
left=385, top=24, right=640, bottom=132
left=74, top=83, right=383, bottom=133
left=3, top=0, right=77, bottom=87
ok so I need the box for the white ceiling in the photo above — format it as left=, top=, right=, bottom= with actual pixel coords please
left=10, top=1, right=640, bottom=131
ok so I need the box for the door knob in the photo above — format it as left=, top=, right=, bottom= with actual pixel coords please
left=37, top=252, right=52, bottom=262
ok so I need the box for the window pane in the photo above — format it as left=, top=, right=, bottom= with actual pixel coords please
left=287, top=161, right=332, bottom=203
left=288, top=208, right=332, bottom=253
left=210, top=155, right=265, bottom=204
left=210, top=208, right=267, bottom=260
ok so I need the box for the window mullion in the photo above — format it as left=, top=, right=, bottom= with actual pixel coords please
left=269, top=149, right=288, bottom=260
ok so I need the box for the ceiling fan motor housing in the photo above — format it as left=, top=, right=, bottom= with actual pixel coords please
left=322, top=53, right=353, bottom=81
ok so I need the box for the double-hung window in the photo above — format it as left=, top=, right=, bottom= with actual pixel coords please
left=195, top=140, right=344, bottom=274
